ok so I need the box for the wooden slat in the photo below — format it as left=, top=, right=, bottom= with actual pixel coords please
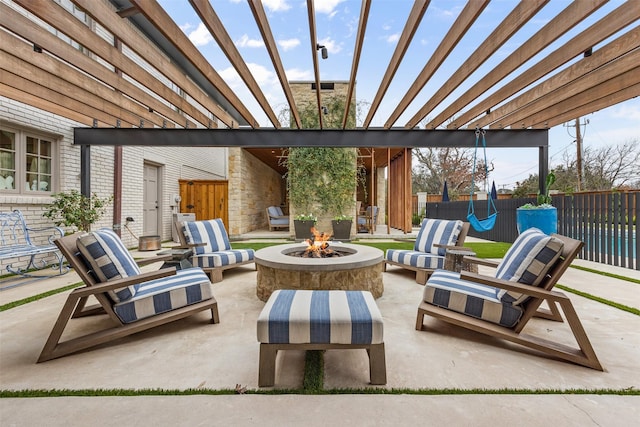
left=249, top=0, right=301, bottom=129
left=472, top=26, right=640, bottom=129
left=384, top=0, right=488, bottom=128
left=406, top=0, right=549, bottom=129
left=307, top=0, right=323, bottom=129
left=0, top=33, right=173, bottom=128
left=0, top=70, right=129, bottom=127
left=343, top=0, right=371, bottom=130
left=0, top=82, right=106, bottom=127
left=71, top=0, right=227, bottom=128
left=0, top=2, right=193, bottom=128
left=492, top=53, right=640, bottom=129
left=189, top=0, right=279, bottom=128
left=0, top=52, right=143, bottom=127
left=14, top=0, right=213, bottom=128
left=429, top=0, right=607, bottom=129
left=363, top=0, right=430, bottom=128
left=128, top=0, right=258, bottom=128
left=534, top=81, right=640, bottom=129
left=461, top=1, right=640, bottom=129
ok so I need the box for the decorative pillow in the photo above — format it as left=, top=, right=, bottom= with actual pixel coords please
left=414, top=219, right=464, bottom=256
left=182, top=219, right=232, bottom=255
left=495, top=228, right=564, bottom=305
left=77, top=229, right=140, bottom=302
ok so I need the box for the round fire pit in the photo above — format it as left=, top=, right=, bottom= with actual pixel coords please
left=255, top=243, right=384, bottom=302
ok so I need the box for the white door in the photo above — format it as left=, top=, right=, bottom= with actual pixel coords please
left=143, top=163, right=160, bottom=236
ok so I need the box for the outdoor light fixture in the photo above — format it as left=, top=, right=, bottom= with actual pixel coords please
left=316, top=43, right=328, bottom=59
left=321, top=106, right=328, bottom=115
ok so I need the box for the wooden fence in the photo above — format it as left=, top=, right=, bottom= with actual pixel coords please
left=420, top=190, right=639, bottom=270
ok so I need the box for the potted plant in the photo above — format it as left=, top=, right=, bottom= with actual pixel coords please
left=331, top=214, right=353, bottom=241
left=43, top=189, right=113, bottom=232
left=516, top=171, right=557, bottom=235
left=293, top=213, right=317, bottom=241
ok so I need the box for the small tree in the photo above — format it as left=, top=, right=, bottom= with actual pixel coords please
left=43, top=190, right=113, bottom=232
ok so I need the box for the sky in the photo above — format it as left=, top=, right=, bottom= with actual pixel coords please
left=157, top=0, right=639, bottom=190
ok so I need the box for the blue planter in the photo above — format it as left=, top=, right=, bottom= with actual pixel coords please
left=516, top=207, right=558, bottom=235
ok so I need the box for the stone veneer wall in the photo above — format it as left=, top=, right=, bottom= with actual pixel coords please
left=228, top=147, right=285, bottom=236
left=376, top=166, right=387, bottom=227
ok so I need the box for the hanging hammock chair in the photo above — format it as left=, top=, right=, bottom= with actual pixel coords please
left=467, top=129, right=498, bottom=232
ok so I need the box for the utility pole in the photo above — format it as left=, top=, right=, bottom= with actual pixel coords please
left=565, top=118, right=589, bottom=192
left=575, top=118, right=583, bottom=192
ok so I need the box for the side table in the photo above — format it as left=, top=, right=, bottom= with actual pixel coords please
left=158, top=248, right=193, bottom=270
left=444, top=248, right=478, bottom=273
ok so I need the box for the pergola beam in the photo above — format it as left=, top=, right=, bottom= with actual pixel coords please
left=249, top=0, right=301, bottom=129
left=343, top=0, right=371, bottom=130
left=74, top=128, right=548, bottom=148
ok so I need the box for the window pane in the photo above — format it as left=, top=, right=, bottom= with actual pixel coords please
left=39, top=158, right=51, bottom=174
left=40, top=140, right=52, bottom=156
left=26, top=136, right=37, bottom=154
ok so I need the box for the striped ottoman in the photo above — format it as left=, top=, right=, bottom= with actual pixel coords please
left=257, top=289, right=386, bottom=387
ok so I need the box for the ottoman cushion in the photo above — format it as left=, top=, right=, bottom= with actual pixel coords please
left=257, top=290, right=384, bottom=345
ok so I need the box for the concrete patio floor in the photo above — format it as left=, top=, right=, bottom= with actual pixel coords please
left=1, top=240, right=639, bottom=426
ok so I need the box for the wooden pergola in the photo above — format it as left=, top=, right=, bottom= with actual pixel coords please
left=1, top=0, right=638, bottom=232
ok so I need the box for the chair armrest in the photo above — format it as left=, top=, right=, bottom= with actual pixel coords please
left=270, top=215, right=289, bottom=220
left=73, top=268, right=177, bottom=298
left=459, top=271, right=566, bottom=302
left=462, top=256, right=500, bottom=268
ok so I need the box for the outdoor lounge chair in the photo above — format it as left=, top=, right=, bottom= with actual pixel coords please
left=385, top=218, right=470, bottom=284
left=38, top=229, right=219, bottom=362
left=181, top=218, right=255, bottom=283
left=266, top=206, right=289, bottom=231
left=416, top=228, right=603, bottom=370
left=357, top=206, right=379, bottom=234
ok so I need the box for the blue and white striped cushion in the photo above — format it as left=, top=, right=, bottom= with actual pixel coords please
left=424, top=270, right=523, bottom=328
left=495, top=228, right=564, bottom=304
left=415, top=219, right=464, bottom=256
left=113, top=268, right=213, bottom=323
left=182, top=219, right=232, bottom=255
left=76, top=229, right=141, bottom=302
left=385, top=249, right=444, bottom=269
left=192, top=249, right=254, bottom=268
left=257, top=290, right=384, bottom=345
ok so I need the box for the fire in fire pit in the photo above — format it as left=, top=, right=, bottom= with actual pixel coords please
left=296, top=227, right=344, bottom=258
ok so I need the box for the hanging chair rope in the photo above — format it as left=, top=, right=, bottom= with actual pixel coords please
left=467, top=129, right=498, bottom=232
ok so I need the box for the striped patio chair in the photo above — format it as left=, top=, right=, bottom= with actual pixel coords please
left=181, top=218, right=255, bottom=282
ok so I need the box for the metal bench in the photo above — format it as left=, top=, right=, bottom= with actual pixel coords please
left=0, top=209, right=68, bottom=277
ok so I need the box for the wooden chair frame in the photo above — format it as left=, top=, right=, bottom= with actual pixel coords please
left=416, top=234, right=603, bottom=371
left=385, top=221, right=471, bottom=284
left=38, top=233, right=219, bottom=363
left=265, top=207, right=289, bottom=231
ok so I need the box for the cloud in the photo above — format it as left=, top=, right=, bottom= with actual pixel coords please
left=610, top=103, right=640, bottom=121
left=285, top=68, right=313, bottom=81
left=187, top=22, right=213, bottom=47
left=278, top=38, right=300, bottom=51
left=386, top=33, right=400, bottom=43
left=318, top=37, right=341, bottom=54
left=315, top=0, right=344, bottom=14
left=236, top=34, right=265, bottom=48
left=263, top=0, right=291, bottom=12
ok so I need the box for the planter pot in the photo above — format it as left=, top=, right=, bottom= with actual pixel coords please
left=331, top=219, right=352, bottom=241
left=294, top=220, right=316, bottom=241
left=516, top=206, right=558, bottom=235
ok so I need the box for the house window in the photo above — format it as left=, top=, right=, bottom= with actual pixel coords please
left=0, top=127, right=56, bottom=194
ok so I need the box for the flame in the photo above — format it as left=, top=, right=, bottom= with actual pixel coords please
left=305, top=227, right=332, bottom=252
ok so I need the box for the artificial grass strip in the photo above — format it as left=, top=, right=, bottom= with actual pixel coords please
left=302, top=350, right=324, bottom=393
left=556, top=284, right=640, bottom=316
left=0, top=282, right=82, bottom=312
left=2, top=387, right=638, bottom=398
left=569, top=264, right=640, bottom=285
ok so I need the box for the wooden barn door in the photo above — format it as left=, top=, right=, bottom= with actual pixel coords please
left=179, top=180, right=229, bottom=228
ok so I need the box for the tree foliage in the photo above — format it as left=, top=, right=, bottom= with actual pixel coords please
left=43, top=190, right=113, bottom=232
left=513, top=139, right=640, bottom=196
left=412, top=147, right=494, bottom=200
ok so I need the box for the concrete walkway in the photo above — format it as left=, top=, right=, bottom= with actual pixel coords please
left=1, top=240, right=639, bottom=426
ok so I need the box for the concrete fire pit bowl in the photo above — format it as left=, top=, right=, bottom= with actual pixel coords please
left=254, top=243, right=384, bottom=302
